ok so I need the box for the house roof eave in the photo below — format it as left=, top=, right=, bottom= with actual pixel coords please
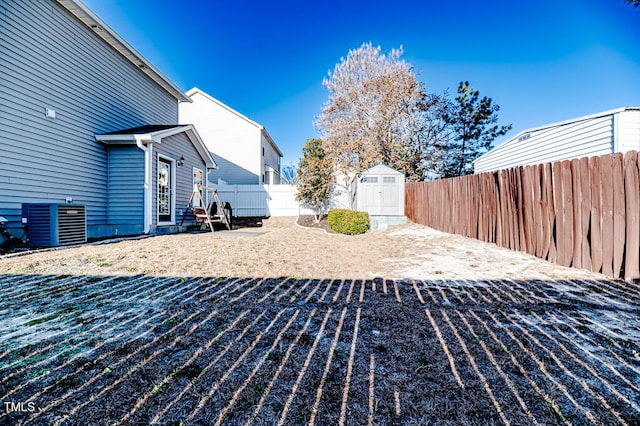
left=260, top=127, right=283, bottom=157
left=185, top=87, right=262, bottom=129
left=96, top=125, right=217, bottom=169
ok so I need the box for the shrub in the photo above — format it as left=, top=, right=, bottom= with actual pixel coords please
left=327, top=209, right=370, bottom=235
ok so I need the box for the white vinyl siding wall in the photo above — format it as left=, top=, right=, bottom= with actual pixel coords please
left=0, top=0, right=178, bottom=237
left=474, top=109, right=640, bottom=174
left=474, top=116, right=614, bottom=173
left=261, top=133, right=281, bottom=184
left=208, top=152, right=260, bottom=185
left=180, top=91, right=261, bottom=184
left=615, top=110, right=640, bottom=152
left=179, top=90, right=284, bottom=185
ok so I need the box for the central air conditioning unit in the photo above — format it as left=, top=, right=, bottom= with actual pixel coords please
left=22, top=203, right=87, bottom=247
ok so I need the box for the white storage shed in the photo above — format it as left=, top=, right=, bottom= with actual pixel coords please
left=474, top=107, right=640, bottom=174
left=354, top=164, right=406, bottom=228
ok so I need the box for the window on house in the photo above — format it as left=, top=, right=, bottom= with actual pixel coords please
left=262, top=146, right=265, bottom=156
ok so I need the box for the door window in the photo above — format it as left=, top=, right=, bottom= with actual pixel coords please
left=158, top=158, right=173, bottom=223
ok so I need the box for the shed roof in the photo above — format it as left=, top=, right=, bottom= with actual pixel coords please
left=364, top=164, right=404, bottom=176
left=55, top=0, right=190, bottom=103
left=96, top=124, right=216, bottom=169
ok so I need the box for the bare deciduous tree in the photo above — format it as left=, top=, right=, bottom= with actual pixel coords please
left=400, top=92, right=452, bottom=181
left=315, top=44, right=510, bottom=186
left=315, top=43, right=423, bottom=194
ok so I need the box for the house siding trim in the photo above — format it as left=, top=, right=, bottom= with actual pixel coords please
left=97, top=125, right=215, bottom=169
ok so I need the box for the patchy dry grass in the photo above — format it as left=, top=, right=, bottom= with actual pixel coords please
left=0, top=273, right=639, bottom=425
left=0, top=217, right=606, bottom=281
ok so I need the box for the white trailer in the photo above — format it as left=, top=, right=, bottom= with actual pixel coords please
left=474, top=107, right=640, bottom=174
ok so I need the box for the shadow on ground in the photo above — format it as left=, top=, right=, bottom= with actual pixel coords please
left=0, top=274, right=638, bottom=425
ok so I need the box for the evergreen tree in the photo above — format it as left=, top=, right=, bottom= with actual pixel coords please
left=295, top=139, right=334, bottom=222
left=441, top=81, right=511, bottom=177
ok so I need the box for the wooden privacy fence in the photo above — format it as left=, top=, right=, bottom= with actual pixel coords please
left=405, top=151, right=640, bottom=280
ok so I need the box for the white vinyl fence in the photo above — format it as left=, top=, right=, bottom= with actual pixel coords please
left=213, top=184, right=350, bottom=217
left=213, top=184, right=309, bottom=217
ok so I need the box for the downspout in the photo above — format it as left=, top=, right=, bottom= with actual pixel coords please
left=135, top=136, right=152, bottom=234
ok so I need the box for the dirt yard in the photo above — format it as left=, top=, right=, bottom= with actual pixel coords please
left=1, top=218, right=638, bottom=425
left=0, top=217, right=607, bottom=281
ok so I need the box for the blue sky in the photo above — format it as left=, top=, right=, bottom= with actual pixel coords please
left=82, top=0, right=640, bottom=168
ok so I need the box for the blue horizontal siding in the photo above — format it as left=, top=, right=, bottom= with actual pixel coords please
left=0, top=0, right=179, bottom=237
left=107, top=146, right=144, bottom=226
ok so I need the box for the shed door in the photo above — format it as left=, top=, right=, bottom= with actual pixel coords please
left=380, top=176, right=399, bottom=215
left=361, top=176, right=381, bottom=214
left=360, top=175, right=399, bottom=215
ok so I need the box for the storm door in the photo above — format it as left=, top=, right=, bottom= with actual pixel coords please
left=158, top=157, right=174, bottom=223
